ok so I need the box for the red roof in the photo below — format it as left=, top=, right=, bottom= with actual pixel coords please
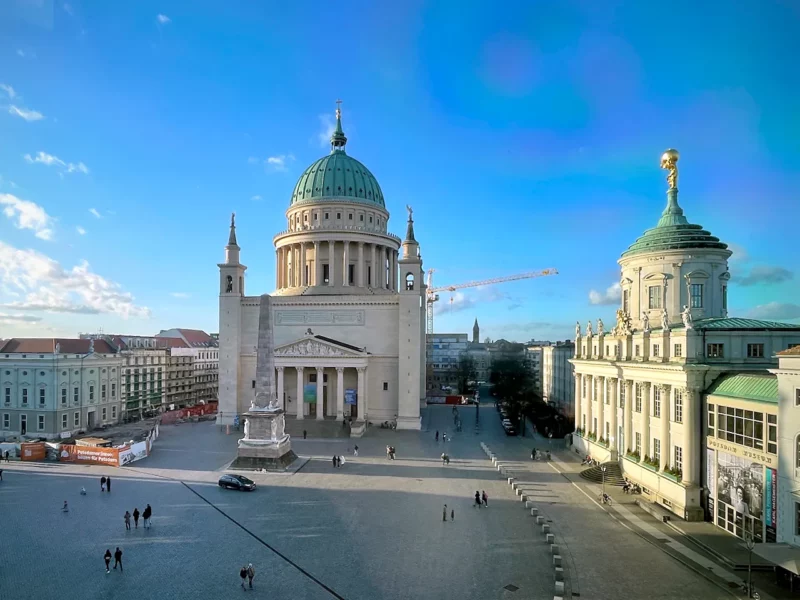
left=778, top=346, right=800, bottom=356
left=177, top=329, right=214, bottom=345
left=0, top=338, right=117, bottom=354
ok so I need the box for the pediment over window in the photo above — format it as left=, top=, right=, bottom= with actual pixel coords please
left=274, top=335, right=367, bottom=358
left=719, top=271, right=731, bottom=281
left=643, top=272, right=669, bottom=281
left=620, top=277, right=633, bottom=286
left=684, top=270, right=710, bottom=279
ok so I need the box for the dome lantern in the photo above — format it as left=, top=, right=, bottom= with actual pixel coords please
left=330, top=99, right=348, bottom=153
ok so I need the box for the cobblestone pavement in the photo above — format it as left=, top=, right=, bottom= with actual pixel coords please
left=0, top=404, right=733, bottom=600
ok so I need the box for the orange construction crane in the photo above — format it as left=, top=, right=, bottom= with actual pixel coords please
left=425, top=268, right=558, bottom=334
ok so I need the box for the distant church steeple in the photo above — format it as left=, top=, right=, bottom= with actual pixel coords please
left=473, top=318, right=479, bottom=344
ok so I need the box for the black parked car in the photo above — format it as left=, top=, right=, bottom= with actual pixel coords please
left=218, top=474, right=257, bottom=491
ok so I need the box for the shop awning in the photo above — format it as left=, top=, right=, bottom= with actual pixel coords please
left=753, top=543, right=800, bottom=575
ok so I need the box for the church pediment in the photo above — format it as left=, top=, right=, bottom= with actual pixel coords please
left=274, top=336, right=366, bottom=358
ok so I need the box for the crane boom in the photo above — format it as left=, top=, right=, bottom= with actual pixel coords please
left=425, top=268, right=558, bottom=335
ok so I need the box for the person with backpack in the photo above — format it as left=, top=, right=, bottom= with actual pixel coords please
left=133, top=507, right=140, bottom=528
left=239, top=565, right=248, bottom=589
left=246, top=563, right=255, bottom=589
left=142, top=504, right=152, bottom=529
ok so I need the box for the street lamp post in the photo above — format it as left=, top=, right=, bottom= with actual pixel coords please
left=601, top=465, right=607, bottom=498
left=745, top=532, right=755, bottom=598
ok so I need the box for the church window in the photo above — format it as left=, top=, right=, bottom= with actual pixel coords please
left=648, top=285, right=662, bottom=309
left=314, top=213, right=318, bottom=221
left=304, top=214, right=308, bottom=222
left=349, top=214, right=353, bottom=220
left=348, top=264, right=355, bottom=284
left=360, top=214, right=364, bottom=221
left=623, top=289, right=629, bottom=313
left=337, top=186, right=342, bottom=192
left=405, top=273, right=415, bottom=291
left=369, top=216, right=373, bottom=223
left=722, top=285, right=728, bottom=311
left=690, top=283, right=704, bottom=308
left=323, top=264, right=330, bottom=284
left=383, top=382, right=388, bottom=391
left=325, top=213, right=329, bottom=219
left=336, top=213, right=341, bottom=219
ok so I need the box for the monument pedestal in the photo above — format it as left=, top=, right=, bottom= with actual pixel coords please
left=230, top=408, right=297, bottom=471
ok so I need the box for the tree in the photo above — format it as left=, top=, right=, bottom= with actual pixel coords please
left=455, top=355, right=477, bottom=394
left=490, top=355, right=546, bottom=435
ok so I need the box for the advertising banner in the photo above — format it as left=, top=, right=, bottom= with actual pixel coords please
left=345, top=389, right=357, bottom=405
left=20, top=442, right=46, bottom=461
left=59, top=444, right=119, bottom=466
left=716, top=450, right=764, bottom=520
left=766, top=467, right=777, bottom=528
left=304, top=384, right=316, bottom=403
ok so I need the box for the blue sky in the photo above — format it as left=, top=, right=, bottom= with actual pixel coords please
left=0, top=0, right=798, bottom=342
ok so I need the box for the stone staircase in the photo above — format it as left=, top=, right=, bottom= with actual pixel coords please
left=283, top=416, right=351, bottom=439
left=579, top=461, right=625, bottom=486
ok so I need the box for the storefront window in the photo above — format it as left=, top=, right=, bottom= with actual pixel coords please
left=717, top=405, right=764, bottom=449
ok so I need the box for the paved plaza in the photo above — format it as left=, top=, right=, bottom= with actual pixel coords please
left=0, top=404, right=740, bottom=599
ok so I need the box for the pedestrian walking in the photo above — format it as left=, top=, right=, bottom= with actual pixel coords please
left=104, top=549, right=112, bottom=573
left=100, top=476, right=106, bottom=492
left=239, top=565, right=248, bottom=589
left=442, top=433, right=447, bottom=442
left=80, top=487, right=87, bottom=495
left=353, top=445, right=358, bottom=456
left=435, top=430, right=439, bottom=442
left=5, top=450, right=9, bottom=462
left=133, top=507, right=140, bottom=528
left=124, top=511, right=131, bottom=530
left=482, top=491, right=488, bottom=507
left=332, top=455, right=337, bottom=468
left=106, top=476, right=111, bottom=493
left=113, top=547, right=123, bottom=572
left=451, top=508, right=454, bottom=521
left=62, top=500, right=69, bottom=513
left=142, top=504, right=152, bottom=528
left=442, top=504, right=447, bottom=521
left=0, top=468, right=3, bottom=481
left=340, top=456, right=346, bottom=467
left=474, top=491, right=482, bottom=508
left=246, top=563, right=255, bottom=589
left=531, top=448, right=537, bottom=461
left=303, top=429, right=307, bottom=440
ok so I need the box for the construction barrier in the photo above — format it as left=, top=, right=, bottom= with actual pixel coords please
left=160, top=403, right=217, bottom=424
left=20, top=442, right=46, bottom=461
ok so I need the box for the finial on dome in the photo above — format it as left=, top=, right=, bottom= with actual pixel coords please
left=331, top=99, right=348, bottom=152
left=404, top=204, right=416, bottom=243
left=656, top=149, right=688, bottom=227
left=660, top=149, right=679, bottom=190
left=228, top=211, right=238, bottom=246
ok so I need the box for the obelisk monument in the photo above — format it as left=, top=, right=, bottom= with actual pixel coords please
left=231, top=294, right=297, bottom=470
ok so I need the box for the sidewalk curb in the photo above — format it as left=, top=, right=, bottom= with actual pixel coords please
left=664, top=521, right=737, bottom=569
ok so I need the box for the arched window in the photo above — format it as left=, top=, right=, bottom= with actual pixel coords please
left=405, top=272, right=415, bottom=291
left=795, top=434, right=800, bottom=469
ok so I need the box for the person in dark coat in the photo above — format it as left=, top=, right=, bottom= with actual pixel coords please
left=104, top=549, right=112, bottom=573
left=100, top=476, right=106, bottom=492
left=133, top=507, right=140, bottom=528
left=332, top=455, right=337, bottom=468
left=239, top=566, right=248, bottom=589
left=474, top=491, right=482, bottom=507
left=113, top=547, right=123, bottom=572
left=142, top=504, right=152, bottom=528
left=106, top=476, right=111, bottom=492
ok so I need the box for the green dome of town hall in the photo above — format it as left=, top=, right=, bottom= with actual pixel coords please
left=621, top=149, right=729, bottom=258
left=290, top=105, right=385, bottom=208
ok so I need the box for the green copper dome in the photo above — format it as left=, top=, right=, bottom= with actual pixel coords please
left=621, top=189, right=729, bottom=258
left=290, top=107, right=385, bottom=208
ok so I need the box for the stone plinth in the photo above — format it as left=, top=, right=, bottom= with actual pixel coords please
left=231, top=409, right=297, bottom=471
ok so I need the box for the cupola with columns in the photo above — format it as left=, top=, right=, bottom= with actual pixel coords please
left=273, top=101, right=403, bottom=296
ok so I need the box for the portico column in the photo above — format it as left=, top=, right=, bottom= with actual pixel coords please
left=660, top=385, right=670, bottom=471
left=683, top=388, right=697, bottom=485
left=382, top=247, right=388, bottom=288
left=392, top=251, right=397, bottom=290
left=276, top=367, right=285, bottom=409
left=623, top=380, right=632, bottom=453
left=328, top=240, right=335, bottom=286
left=597, top=376, right=605, bottom=441
left=314, top=241, right=321, bottom=285
left=277, top=247, right=284, bottom=288
left=300, top=243, right=308, bottom=286
left=370, top=244, right=377, bottom=287
left=642, top=382, right=651, bottom=458
left=295, top=245, right=301, bottom=286
left=357, top=366, right=367, bottom=421
left=574, top=373, right=582, bottom=432
left=357, top=242, right=365, bottom=287
left=610, top=378, right=618, bottom=452
left=343, top=241, right=350, bottom=287
left=315, top=367, right=324, bottom=420
left=296, top=367, right=305, bottom=419
left=586, top=375, right=593, bottom=435
left=336, top=367, right=345, bottom=421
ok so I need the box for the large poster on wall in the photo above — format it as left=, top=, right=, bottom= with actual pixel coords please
left=716, top=451, right=763, bottom=520
left=303, top=384, right=316, bottom=403
left=345, top=389, right=357, bottom=405
left=766, top=467, right=778, bottom=541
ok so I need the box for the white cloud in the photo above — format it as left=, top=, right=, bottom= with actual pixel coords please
left=317, top=114, right=336, bottom=147
left=0, top=193, right=54, bottom=240
left=588, top=282, right=621, bottom=305
left=170, top=292, right=190, bottom=299
left=88, top=208, right=101, bottom=219
left=0, top=312, right=42, bottom=324
left=747, top=302, right=800, bottom=320
left=8, top=105, right=44, bottom=121
left=24, top=151, right=89, bottom=175
left=0, top=241, right=150, bottom=318
left=266, top=154, right=295, bottom=171
left=434, top=287, right=510, bottom=315
left=0, top=83, right=16, bottom=99
left=157, top=14, right=171, bottom=24
left=733, top=265, right=793, bottom=287
left=76, top=226, right=86, bottom=235
left=250, top=195, right=262, bottom=201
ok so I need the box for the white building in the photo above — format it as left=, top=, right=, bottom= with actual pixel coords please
left=774, top=347, right=800, bottom=546
left=0, top=338, right=122, bottom=439
left=542, top=342, right=575, bottom=419
left=217, top=105, right=426, bottom=430
left=525, top=345, right=546, bottom=394
left=570, top=149, right=800, bottom=521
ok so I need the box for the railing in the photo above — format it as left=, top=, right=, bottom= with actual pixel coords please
left=273, top=225, right=401, bottom=243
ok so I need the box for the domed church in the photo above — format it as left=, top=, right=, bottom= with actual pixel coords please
left=217, top=104, right=426, bottom=431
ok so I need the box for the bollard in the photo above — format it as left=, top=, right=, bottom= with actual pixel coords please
left=542, top=524, right=551, bottom=534
left=550, top=544, right=560, bottom=555
left=554, top=567, right=564, bottom=582
left=553, top=555, right=562, bottom=567
left=546, top=533, right=555, bottom=544
left=531, top=508, right=539, bottom=516
left=507, top=477, right=514, bottom=485
left=512, top=482, right=518, bottom=490
left=520, top=495, right=527, bottom=502
left=516, top=488, right=522, bottom=496
left=555, top=581, right=565, bottom=595
left=536, top=516, right=545, bottom=524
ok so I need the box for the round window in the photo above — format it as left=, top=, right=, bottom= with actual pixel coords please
left=102, top=369, right=106, bottom=373
left=22, top=371, right=27, bottom=376
left=4, top=370, right=9, bottom=375
left=90, top=370, right=94, bottom=374
left=62, top=371, right=67, bottom=376
left=40, top=371, right=45, bottom=376
left=74, top=370, right=79, bottom=375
